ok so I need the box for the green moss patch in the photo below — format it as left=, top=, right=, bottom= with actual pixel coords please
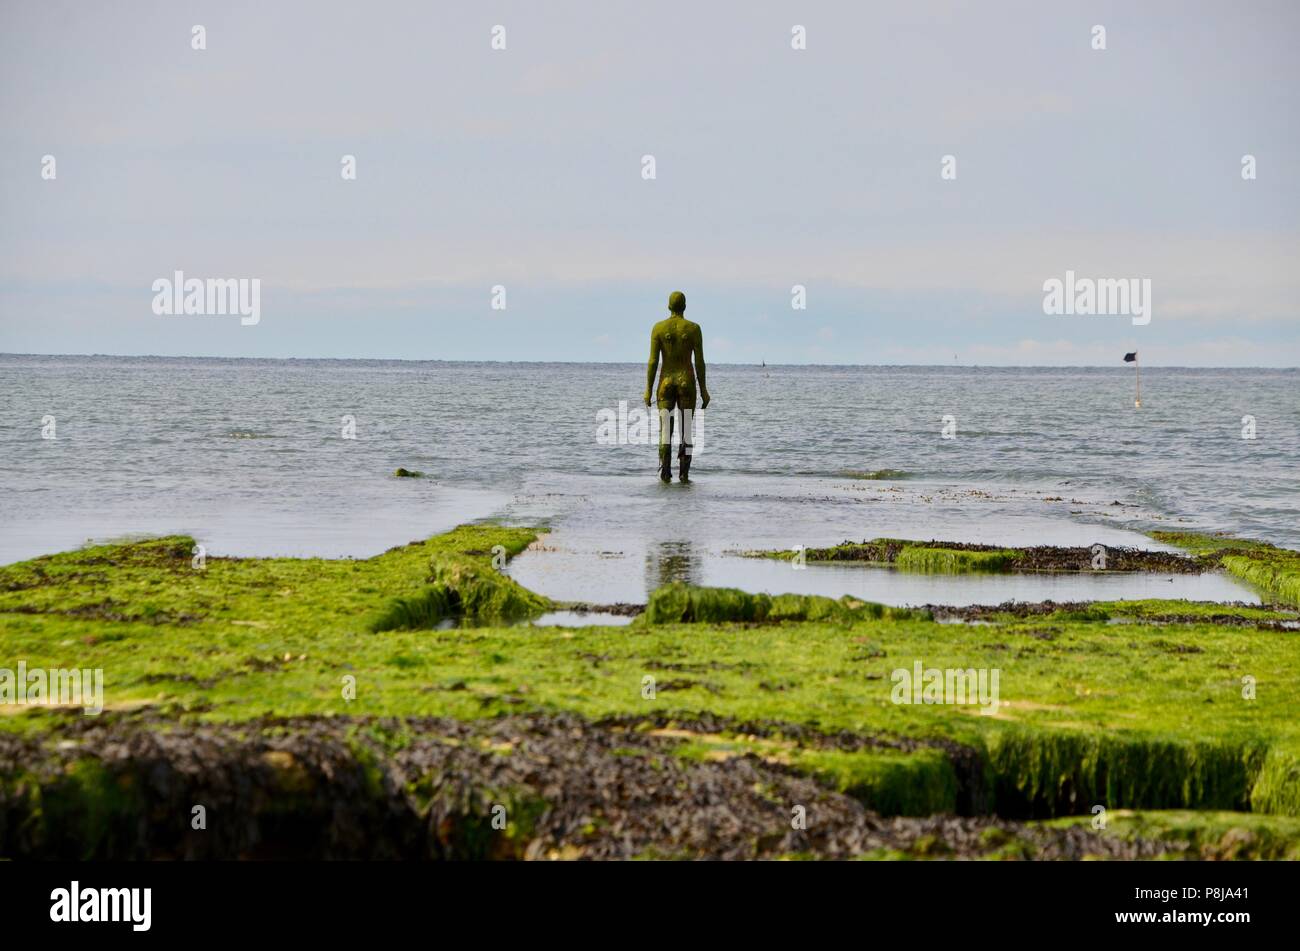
left=369, top=550, right=550, bottom=631
left=1044, top=809, right=1300, bottom=860
left=987, top=729, right=1265, bottom=818
left=1152, top=531, right=1300, bottom=606
left=643, top=582, right=928, bottom=624
left=747, top=538, right=1199, bottom=574
left=795, top=747, right=959, bottom=816
left=895, top=547, right=1021, bottom=573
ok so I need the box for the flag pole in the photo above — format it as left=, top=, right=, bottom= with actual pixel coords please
left=1134, top=352, right=1141, bottom=408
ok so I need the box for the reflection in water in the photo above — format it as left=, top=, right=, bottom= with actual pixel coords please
left=645, top=540, right=699, bottom=593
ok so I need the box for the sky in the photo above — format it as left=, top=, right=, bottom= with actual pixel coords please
left=1, top=0, right=1297, bottom=366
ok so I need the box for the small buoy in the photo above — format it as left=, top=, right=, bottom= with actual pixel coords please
left=1134, top=399, right=1142, bottom=408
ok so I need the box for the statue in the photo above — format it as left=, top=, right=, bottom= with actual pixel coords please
left=644, top=291, right=710, bottom=482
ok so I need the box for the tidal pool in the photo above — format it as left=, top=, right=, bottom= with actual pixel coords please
left=507, top=535, right=1261, bottom=608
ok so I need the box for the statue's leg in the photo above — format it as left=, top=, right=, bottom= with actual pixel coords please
left=656, top=387, right=676, bottom=482
left=677, top=385, right=697, bottom=483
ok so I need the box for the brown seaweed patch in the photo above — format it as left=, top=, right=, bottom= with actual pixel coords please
left=794, top=539, right=1203, bottom=573
left=0, top=711, right=1177, bottom=861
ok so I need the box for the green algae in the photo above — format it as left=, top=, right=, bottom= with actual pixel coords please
left=754, top=543, right=1045, bottom=571
left=1220, top=553, right=1300, bottom=606
left=986, top=729, right=1266, bottom=818
left=1043, top=809, right=1300, bottom=860
left=369, top=550, right=550, bottom=631
left=666, top=730, right=958, bottom=816
left=748, top=537, right=1125, bottom=574
left=1151, top=530, right=1300, bottom=606
left=0, top=524, right=548, bottom=635
left=2, top=524, right=1300, bottom=842
left=413, top=780, right=549, bottom=860
left=1250, top=749, right=1300, bottom=817
left=795, top=747, right=959, bottom=816
left=753, top=537, right=1024, bottom=570
left=643, top=582, right=928, bottom=624
left=1148, top=531, right=1275, bottom=555
left=370, top=587, right=460, bottom=631
left=1091, top=599, right=1295, bottom=622
left=24, top=758, right=144, bottom=860
left=895, top=547, right=1021, bottom=573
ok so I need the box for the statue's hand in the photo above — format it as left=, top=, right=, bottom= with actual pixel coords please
left=701, top=391, right=711, bottom=410
left=643, top=390, right=652, bottom=407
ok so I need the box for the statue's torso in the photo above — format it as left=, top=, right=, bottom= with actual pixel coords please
left=654, top=317, right=699, bottom=385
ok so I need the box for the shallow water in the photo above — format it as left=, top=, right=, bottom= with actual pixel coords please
left=531, top=611, right=636, bottom=628
left=2, top=356, right=1295, bottom=606
left=501, top=477, right=1262, bottom=607
left=517, top=557, right=1258, bottom=611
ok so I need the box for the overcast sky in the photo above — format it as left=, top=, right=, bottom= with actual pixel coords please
left=1, top=0, right=1297, bottom=365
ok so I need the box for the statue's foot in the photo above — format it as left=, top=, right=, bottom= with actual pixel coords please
left=659, top=467, right=672, bottom=483
left=678, top=473, right=690, bottom=483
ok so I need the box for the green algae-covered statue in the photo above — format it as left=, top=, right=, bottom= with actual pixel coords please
left=644, top=290, right=710, bottom=483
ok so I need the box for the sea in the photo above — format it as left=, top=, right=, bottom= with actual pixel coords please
left=2, top=355, right=1296, bottom=608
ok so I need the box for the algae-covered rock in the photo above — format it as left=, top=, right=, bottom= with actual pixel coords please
left=1152, top=530, right=1300, bottom=605
left=894, top=546, right=1020, bottom=573
left=2, top=711, right=1220, bottom=860
left=1220, top=552, right=1300, bottom=606
left=644, top=582, right=928, bottom=625
left=985, top=728, right=1266, bottom=818
left=393, top=467, right=423, bottom=478
left=795, top=746, right=959, bottom=817
left=368, top=550, right=550, bottom=631
left=1042, top=809, right=1300, bottom=860
left=748, top=538, right=1200, bottom=574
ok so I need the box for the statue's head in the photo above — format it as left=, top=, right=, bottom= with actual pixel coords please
left=668, top=290, right=686, bottom=315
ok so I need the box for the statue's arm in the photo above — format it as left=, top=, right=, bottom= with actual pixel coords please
left=644, top=329, right=661, bottom=406
left=693, top=326, right=710, bottom=408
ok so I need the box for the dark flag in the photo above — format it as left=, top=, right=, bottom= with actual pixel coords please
left=1123, top=352, right=1137, bottom=362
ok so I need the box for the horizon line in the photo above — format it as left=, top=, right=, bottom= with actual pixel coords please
left=1, top=352, right=1297, bottom=371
